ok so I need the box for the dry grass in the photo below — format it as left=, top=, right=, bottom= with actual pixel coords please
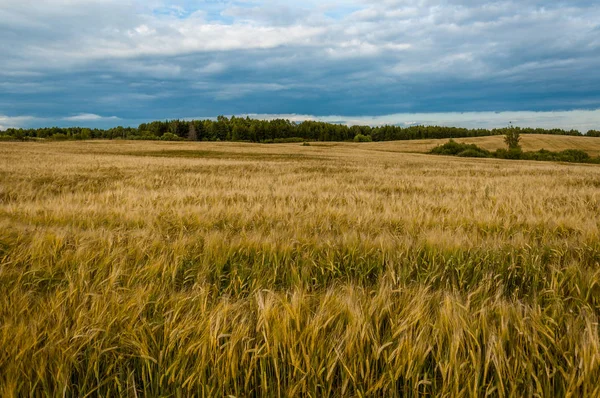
left=363, top=134, right=600, bottom=156
left=1, top=140, right=600, bottom=396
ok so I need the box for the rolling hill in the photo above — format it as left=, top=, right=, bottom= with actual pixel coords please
left=363, top=134, right=600, bottom=157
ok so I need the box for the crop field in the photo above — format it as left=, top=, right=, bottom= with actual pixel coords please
left=365, top=134, right=600, bottom=157
left=1, top=140, right=600, bottom=396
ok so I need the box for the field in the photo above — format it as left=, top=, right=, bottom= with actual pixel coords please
left=364, top=134, right=600, bottom=157
left=1, top=140, right=600, bottom=396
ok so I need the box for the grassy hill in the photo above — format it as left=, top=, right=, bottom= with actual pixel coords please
left=364, top=134, right=600, bottom=157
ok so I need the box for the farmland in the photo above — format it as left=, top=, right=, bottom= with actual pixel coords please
left=1, top=140, right=600, bottom=396
left=364, top=134, right=600, bottom=157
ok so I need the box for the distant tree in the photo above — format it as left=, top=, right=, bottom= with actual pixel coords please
left=231, top=124, right=248, bottom=141
left=168, top=120, right=188, bottom=138
left=9, top=116, right=595, bottom=143
left=188, top=122, right=197, bottom=141
left=215, top=116, right=230, bottom=141
left=504, top=127, right=521, bottom=150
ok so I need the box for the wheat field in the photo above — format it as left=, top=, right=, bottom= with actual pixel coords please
left=363, top=134, right=600, bottom=157
left=1, top=140, right=600, bottom=396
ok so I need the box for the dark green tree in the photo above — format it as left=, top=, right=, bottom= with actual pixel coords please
left=504, top=127, right=521, bottom=149
left=187, top=122, right=197, bottom=141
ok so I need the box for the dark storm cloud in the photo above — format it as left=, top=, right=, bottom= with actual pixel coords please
left=1, top=0, right=599, bottom=130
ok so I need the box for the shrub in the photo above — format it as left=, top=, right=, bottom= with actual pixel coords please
left=520, top=149, right=553, bottom=161
left=159, top=132, right=185, bottom=141
left=430, top=140, right=490, bottom=157
left=494, top=148, right=523, bottom=160
left=557, top=149, right=590, bottom=163
left=436, top=143, right=595, bottom=164
left=430, top=140, right=465, bottom=155
left=127, top=135, right=158, bottom=141
left=457, top=149, right=490, bottom=158
left=49, top=133, right=69, bottom=141
left=354, top=134, right=372, bottom=142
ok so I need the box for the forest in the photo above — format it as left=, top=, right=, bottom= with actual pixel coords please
left=1, top=115, right=594, bottom=142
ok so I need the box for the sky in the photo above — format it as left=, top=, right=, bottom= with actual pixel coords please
left=1, top=0, right=600, bottom=131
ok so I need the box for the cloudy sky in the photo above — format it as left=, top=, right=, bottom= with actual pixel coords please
left=1, top=0, right=600, bottom=131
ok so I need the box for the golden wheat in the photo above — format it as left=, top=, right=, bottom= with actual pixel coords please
left=1, top=140, right=599, bottom=396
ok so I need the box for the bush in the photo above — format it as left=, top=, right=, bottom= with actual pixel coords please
left=49, top=133, right=69, bottom=141
left=557, top=149, right=590, bottom=163
left=494, top=148, right=594, bottom=163
left=434, top=141, right=595, bottom=164
left=494, top=148, right=523, bottom=160
left=430, top=140, right=490, bottom=157
left=509, top=149, right=591, bottom=163
left=354, top=134, right=372, bottom=142
left=519, top=149, right=552, bottom=161
left=457, top=149, right=490, bottom=158
left=159, top=133, right=185, bottom=141
left=127, top=135, right=158, bottom=141
left=430, top=140, right=464, bottom=155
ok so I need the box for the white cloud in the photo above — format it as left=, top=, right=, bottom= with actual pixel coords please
left=0, top=115, right=38, bottom=129
left=62, top=113, right=120, bottom=122
left=1, top=0, right=599, bottom=118
left=197, top=62, right=227, bottom=75
left=212, top=83, right=291, bottom=100
left=0, top=113, right=122, bottom=130
left=242, top=109, right=600, bottom=132
left=2, top=0, right=599, bottom=82
left=98, top=93, right=164, bottom=103
left=2, top=109, right=600, bottom=133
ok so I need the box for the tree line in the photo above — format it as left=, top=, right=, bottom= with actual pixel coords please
left=0, top=115, right=594, bottom=142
